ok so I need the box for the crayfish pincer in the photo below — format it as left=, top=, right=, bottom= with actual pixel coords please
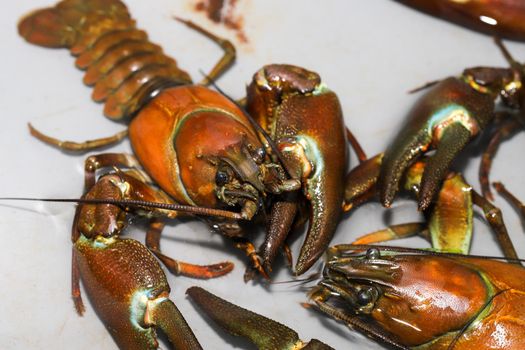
left=71, top=166, right=229, bottom=349
left=308, top=246, right=525, bottom=349
left=246, top=64, right=367, bottom=276
left=187, top=286, right=334, bottom=350
left=379, top=38, right=525, bottom=210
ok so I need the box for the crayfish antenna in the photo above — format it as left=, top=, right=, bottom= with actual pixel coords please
left=0, top=197, right=245, bottom=220
left=407, top=79, right=442, bottom=94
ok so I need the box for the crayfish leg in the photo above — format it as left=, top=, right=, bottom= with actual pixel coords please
left=28, top=123, right=128, bottom=153
left=232, top=237, right=269, bottom=281
left=480, top=118, right=523, bottom=200
left=146, top=218, right=234, bottom=279
left=352, top=223, right=427, bottom=245
left=471, top=190, right=520, bottom=261
left=345, top=126, right=368, bottom=163
left=83, top=153, right=143, bottom=189
left=174, top=17, right=235, bottom=85
left=494, top=182, right=525, bottom=222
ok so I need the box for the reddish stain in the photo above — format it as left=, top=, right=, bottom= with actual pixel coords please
left=194, top=0, right=248, bottom=43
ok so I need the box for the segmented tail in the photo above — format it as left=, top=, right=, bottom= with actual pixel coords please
left=18, top=0, right=192, bottom=120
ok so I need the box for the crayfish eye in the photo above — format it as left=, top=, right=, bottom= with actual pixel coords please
left=215, top=170, right=230, bottom=186
left=366, top=248, right=380, bottom=260
left=357, top=288, right=374, bottom=306
left=251, top=147, right=266, bottom=164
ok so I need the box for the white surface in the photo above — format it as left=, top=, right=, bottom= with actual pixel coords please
left=1, top=1, right=525, bottom=349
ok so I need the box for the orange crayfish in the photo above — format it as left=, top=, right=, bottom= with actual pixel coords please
left=18, top=0, right=362, bottom=280
left=309, top=245, right=525, bottom=349
left=16, top=0, right=360, bottom=347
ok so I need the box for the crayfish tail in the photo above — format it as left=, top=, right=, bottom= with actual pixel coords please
left=18, top=7, right=74, bottom=48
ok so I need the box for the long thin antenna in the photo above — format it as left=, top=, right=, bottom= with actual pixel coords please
left=0, top=197, right=244, bottom=220
left=337, top=244, right=525, bottom=263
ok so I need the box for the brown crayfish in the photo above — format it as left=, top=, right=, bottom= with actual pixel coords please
left=14, top=0, right=359, bottom=348
left=308, top=245, right=525, bottom=349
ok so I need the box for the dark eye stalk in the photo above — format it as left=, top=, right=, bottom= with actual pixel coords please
left=215, top=170, right=230, bottom=186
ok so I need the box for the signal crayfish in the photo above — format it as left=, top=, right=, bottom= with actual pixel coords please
left=5, top=0, right=363, bottom=348
left=308, top=245, right=525, bottom=350
left=16, top=0, right=362, bottom=280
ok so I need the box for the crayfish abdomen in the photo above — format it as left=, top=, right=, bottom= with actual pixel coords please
left=18, top=0, right=192, bottom=120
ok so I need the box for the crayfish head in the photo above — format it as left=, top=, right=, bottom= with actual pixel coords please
left=211, top=138, right=271, bottom=220
left=313, top=248, right=491, bottom=347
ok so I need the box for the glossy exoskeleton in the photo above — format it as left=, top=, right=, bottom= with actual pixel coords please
left=309, top=246, right=525, bottom=349
left=378, top=38, right=525, bottom=210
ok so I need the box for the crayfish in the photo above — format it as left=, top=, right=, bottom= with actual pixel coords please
left=16, top=0, right=274, bottom=347
left=393, top=0, right=525, bottom=42
left=14, top=0, right=360, bottom=347
left=308, top=245, right=525, bottom=349
left=18, top=0, right=360, bottom=279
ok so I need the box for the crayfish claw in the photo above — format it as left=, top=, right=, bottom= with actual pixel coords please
left=148, top=297, right=203, bottom=350
left=418, top=123, right=472, bottom=211
left=379, top=129, right=429, bottom=208
left=260, top=200, right=298, bottom=273
left=187, top=286, right=334, bottom=350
